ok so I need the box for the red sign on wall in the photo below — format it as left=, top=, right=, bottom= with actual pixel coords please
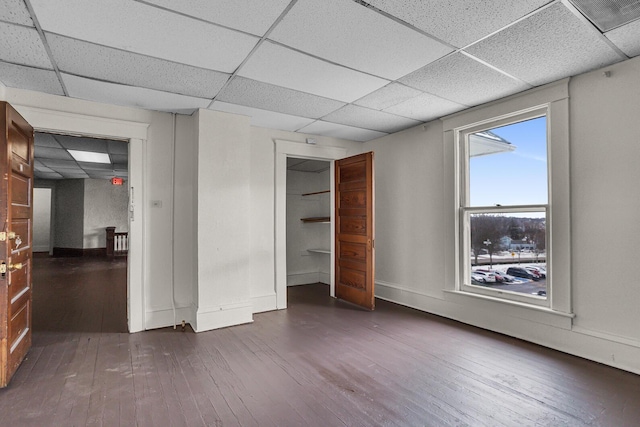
left=111, top=177, right=124, bottom=186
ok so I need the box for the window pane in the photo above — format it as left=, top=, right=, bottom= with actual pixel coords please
left=469, top=212, right=547, bottom=298
left=469, top=116, right=547, bottom=207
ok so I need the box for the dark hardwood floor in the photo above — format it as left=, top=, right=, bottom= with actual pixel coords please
left=1, top=258, right=639, bottom=426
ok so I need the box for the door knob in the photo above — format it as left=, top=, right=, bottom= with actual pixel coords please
left=9, top=262, right=23, bottom=271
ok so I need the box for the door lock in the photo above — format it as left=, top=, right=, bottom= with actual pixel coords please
left=0, top=231, right=17, bottom=242
left=0, top=262, right=6, bottom=275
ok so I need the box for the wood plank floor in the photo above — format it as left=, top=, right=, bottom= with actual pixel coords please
left=1, top=257, right=639, bottom=426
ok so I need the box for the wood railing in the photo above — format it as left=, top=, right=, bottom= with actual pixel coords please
left=106, top=227, right=129, bottom=257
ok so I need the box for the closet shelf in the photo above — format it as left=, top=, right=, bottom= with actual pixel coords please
left=300, top=217, right=330, bottom=223
left=301, top=190, right=330, bottom=196
left=307, top=249, right=331, bottom=254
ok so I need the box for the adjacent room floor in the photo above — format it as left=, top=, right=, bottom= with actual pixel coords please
left=1, top=257, right=639, bottom=426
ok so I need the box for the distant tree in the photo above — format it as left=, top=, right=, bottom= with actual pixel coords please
left=470, top=215, right=506, bottom=266
left=508, top=219, right=524, bottom=240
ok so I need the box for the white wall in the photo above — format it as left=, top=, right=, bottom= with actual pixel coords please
left=363, top=56, right=640, bottom=374
left=54, top=179, right=85, bottom=249
left=286, top=168, right=331, bottom=285
left=83, top=179, right=129, bottom=249
left=33, top=187, right=52, bottom=252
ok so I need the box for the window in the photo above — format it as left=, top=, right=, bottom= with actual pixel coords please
left=459, top=108, right=550, bottom=306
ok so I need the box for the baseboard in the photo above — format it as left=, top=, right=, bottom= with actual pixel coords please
left=145, top=306, right=194, bottom=331
left=375, top=280, right=640, bottom=375
left=251, top=293, right=277, bottom=313
left=287, top=272, right=320, bottom=286
left=318, top=271, right=330, bottom=285
left=52, top=247, right=107, bottom=257
left=195, top=302, right=253, bottom=332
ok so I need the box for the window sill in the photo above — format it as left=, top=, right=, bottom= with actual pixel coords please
left=443, top=289, right=574, bottom=330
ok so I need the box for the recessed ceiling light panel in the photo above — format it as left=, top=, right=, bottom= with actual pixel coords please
left=569, top=0, right=640, bottom=31
left=67, top=149, right=111, bottom=164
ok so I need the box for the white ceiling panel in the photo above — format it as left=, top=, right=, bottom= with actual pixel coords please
left=323, top=104, right=421, bottom=133
left=217, top=76, right=345, bottom=119
left=287, top=158, right=330, bottom=173
left=78, top=162, right=113, bottom=171
left=141, top=0, right=292, bottom=36
left=62, top=74, right=211, bottom=114
left=34, top=133, right=63, bottom=148
left=210, top=101, right=316, bottom=132
left=58, top=170, right=90, bottom=178
left=35, top=172, right=63, bottom=179
left=298, top=121, right=388, bottom=142
left=1, top=0, right=34, bottom=26
left=54, top=135, right=109, bottom=152
left=238, top=41, right=389, bottom=103
left=384, top=92, right=467, bottom=122
left=0, top=23, right=51, bottom=68
left=47, top=34, right=230, bottom=98
left=366, top=0, right=552, bottom=48
left=399, top=53, right=530, bottom=106
left=34, top=146, right=74, bottom=160
left=40, top=159, right=79, bottom=169
left=606, top=19, right=640, bottom=57
left=108, top=141, right=129, bottom=155
left=268, top=0, right=452, bottom=80
left=0, top=62, right=64, bottom=95
left=354, top=83, right=423, bottom=110
left=466, top=3, right=624, bottom=86
left=29, top=0, right=259, bottom=72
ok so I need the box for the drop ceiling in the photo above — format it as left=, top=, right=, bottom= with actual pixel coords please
left=34, top=132, right=128, bottom=180
left=1, top=0, right=639, bottom=142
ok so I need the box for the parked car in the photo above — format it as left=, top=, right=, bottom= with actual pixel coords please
left=506, top=267, right=539, bottom=281
left=525, top=266, right=546, bottom=278
left=471, top=273, right=486, bottom=285
left=472, top=270, right=497, bottom=283
left=476, top=268, right=505, bottom=282
left=496, top=271, right=516, bottom=283
left=523, top=266, right=543, bottom=279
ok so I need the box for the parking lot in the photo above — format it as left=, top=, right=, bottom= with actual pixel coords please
left=472, top=264, right=547, bottom=296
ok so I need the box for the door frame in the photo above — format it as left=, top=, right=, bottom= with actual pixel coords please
left=12, top=105, right=149, bottom=333
left=274, top=139, right=346, bottom=309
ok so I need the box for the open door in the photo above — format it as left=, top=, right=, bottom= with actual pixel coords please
left=0, top=102, right=34, bottom=387
left=335, top=152, right=375, bottom=310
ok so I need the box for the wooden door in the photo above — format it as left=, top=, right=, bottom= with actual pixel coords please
left=335, top=152, right=374, bottom=310
left=0, top=102, right=34, bottom=388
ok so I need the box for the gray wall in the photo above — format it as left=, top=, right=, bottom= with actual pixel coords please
left=54, top=180, right=85, bottom=249
left=83, top=179, right=129, bottom=248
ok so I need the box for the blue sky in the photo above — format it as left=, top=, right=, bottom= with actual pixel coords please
left=469, top=116, right=548, bottom=207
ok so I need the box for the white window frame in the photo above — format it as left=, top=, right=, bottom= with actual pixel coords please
left=442, top=80, right=572, bottom=318
left=459, top=107, right=549, bottom=306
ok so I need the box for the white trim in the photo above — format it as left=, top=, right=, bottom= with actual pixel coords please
left=12, top=104, right=149, bottom=333
left=251, top=293, right=277, bottom=313
left=145, top=306, right=194, bottom=331
left=274, top=139, right=347, bottom=310
left=9, top=328, right=29, bottom=354
left=571, top=326, right=640, bottom=350
left=195, top=303, right=253, bottom=332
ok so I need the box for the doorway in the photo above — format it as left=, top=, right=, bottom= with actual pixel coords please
left=14, top=103, right=147, bottom=332
left=274, top=139, right=347, bottom=309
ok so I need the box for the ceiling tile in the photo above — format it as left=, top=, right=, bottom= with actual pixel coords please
left=47, top=34, right=230, bottom=98
left=210, top=101, right=316, bottom=132
left=367, top=0, right=551, bottom=48
left=384, top=92, right=467, bottom=122
left=1, top=0, right=34, bottom=26
left=217, top=77, right=345, bottom=119
left=0, top=23, right=52, bottom=68
left=34, top=146, right=73, bottom=160
left=34, top=164, right=54, bottom=173
left=0, top=62, right=64, bottom=95
left=287, top=159, right=330, bottom=173
left=399, top=53, right=529, bottom=106
left=34, top=171, right=63, bottom=179
left=29, top=0, right=259, bottom=72
left=40, top=159, right=78, bottom=169
left=141, top=0, right=291, bottom=36
left=323, top=104, right=421, bottom=133
left=78, top=162, right=113, bottom=171
left=268, top=0, right=452, bottom=80
left=35, top=133, right=63, bottom=148
left=54, top=135, right=108, bottom=152
left=466, top=3, right=624, bottom=86
left=58, top=170, right=89, bottom=178
left=298, top=121, right=388, bottom=142
left=109, top=154, right=128, bottom=164
left=0, top=62, right=63, bottom=95
left=108, top=141, right=129, bottom=155
left=61, top=73, right=212, bottom=114
left=354, top=83, right=423, bottom=110
left=238, top=41, right=389, bottom=103
left=113, top=163, right=127, bottom=172
left=606, top=19, right=640, bottom=57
